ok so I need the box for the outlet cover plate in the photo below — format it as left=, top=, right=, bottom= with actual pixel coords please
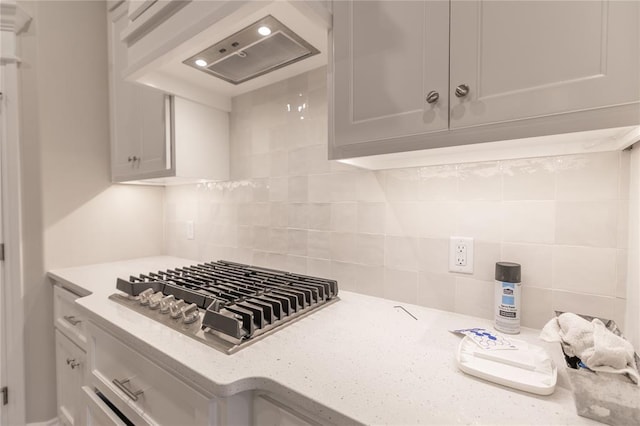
left=449, top=236, right=474, bottom=274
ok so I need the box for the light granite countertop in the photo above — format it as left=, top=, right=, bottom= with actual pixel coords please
left=48, top=256, right=599, bottom=425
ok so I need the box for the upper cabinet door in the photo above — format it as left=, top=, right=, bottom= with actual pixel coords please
left=332, top=0, right=450, bottom=148
left=109, top=4, right=171, bottom=181
left=449, top=0, right=640, bottom=129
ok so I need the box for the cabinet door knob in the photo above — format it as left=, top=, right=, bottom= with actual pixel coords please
left=66, top=358, right=80, bottom=369
left=128, top=156, right=140, bottom=163
left=455, top=84, right=470, bottom=98
left=426, top=91, right=439, bottom=104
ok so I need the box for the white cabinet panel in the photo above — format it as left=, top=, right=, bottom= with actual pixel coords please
left=450, top=0, right=640, bottom=129
left=332, top=0, right=449, bottom=147
left=109, top=3, right=170, bottom=182
left=82, top=387, right=128, bottom=426
left=56, top=331, right=85, bottom=426
left=330, top=0, right=640, bottom=164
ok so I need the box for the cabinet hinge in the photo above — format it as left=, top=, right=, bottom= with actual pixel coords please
left=1, top=386, right=7, bottom=405
left=0, top=243, right=4, bottom=261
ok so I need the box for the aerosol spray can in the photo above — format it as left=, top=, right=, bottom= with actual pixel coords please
left=494, top=262, right=522, bottom=334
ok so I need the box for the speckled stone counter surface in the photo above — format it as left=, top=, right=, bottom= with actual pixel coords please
left=49, top=256, right=599, bottom=425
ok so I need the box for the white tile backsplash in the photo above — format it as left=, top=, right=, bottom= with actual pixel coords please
left=164, top=68, right=630, bottom=330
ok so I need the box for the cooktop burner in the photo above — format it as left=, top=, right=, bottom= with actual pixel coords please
left=110, top=260, right=339, bottom=354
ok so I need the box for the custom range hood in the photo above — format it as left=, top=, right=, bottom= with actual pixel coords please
left=122, top=1, right=330, bottom=112
left=183, top=15, right=320, bottom=85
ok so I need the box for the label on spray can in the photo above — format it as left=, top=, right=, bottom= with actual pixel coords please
left=494, top=280, right=521, bottom=334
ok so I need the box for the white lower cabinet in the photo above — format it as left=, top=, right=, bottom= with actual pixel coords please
left=81, top=386, right=127, bottom=426
left=87, top=322, right=213, bottom=425
left=55, top=330, right=86, bottom=426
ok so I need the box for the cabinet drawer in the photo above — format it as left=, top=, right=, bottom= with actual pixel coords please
left=56, top=330, right=85, bottom=426
left=88, top=323, right=212, bottom=425
left=82, top=386, right=129, bottom=426
left=54, top=286, right=87, bottom=349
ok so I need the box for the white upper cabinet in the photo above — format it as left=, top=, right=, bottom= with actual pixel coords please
left=449, top=0, right=640, bottom=129
left=330, top=0, right=640, bottom=165
left=332, top=1, right=449, bottom=145
left=108, top=2, right=229, bottom=184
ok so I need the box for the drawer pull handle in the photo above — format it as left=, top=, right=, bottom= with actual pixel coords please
left=112, top=378, right=143, bottom=401
left=63, top=315, right=82, bottom=326
left=66, top=358, right=80, bottom=369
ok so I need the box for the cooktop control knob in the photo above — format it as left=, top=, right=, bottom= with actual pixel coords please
left=159, top=295, right=175, bottom=314
left=138, top=288, right=154, bottom=306
left=182, top=303, right=200, bottom=324
left=148, top=292, right=163, bottom=310
left=169, top=300, right=185, bottom=319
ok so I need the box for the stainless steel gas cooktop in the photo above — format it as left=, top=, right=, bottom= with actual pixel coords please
left=110, top=260, right=339, bottom=354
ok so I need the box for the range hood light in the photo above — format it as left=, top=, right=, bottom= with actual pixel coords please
left=195, top=59, right=208, bottom=67
left=258, top=26, right=271, bottom=36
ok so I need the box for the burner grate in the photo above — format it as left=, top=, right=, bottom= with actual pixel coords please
left=111, top=260, right=338, bottom=352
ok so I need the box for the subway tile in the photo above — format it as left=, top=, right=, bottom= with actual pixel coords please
left=472, top=241, right=502, bottom=282
left=306, top=257, right=332, bottom=280
left=383, top=268, right=418, bottom=304
left=251, top=153, right=270, bottom=178
left=417, top=165, right=458, bottom=201
left=251, top=203, right=270, bottom=227
left=308, top=174, right=332, bottom=203
left=252, top=227, right=270, bottom=251
left=269, top=150, right=288, bottom=177
left=330, top=172, right=358, bottom=201
left=385, top=203, right=423, bottom=237
left=555, top=152, right=619, bottom=201
left=357, top=171, right=386, bottom=202
left=268, top=176, right=288, bottom=202
left=502, top=157, right=556, bottom=201
left=458, top=162, right=502, bottom=201
left=288, top=147, right=308, bottom=176
left=288, top=176, right=308, bottom=202
left=356, top=234, right=385, bottom=266
left=418, top=238, right=449, bottom=274
left=611, top=297, right=627, bottom=331
left=331, top=202, right=358, bottom=232
left=269, top=202, right=288, bottom=228
left=237, top=226, right=253, bottom=249
left=332, top=261, right=357, bottom=292
left=552, top=246, right=617, bottom=296
left=521, top=286, right=554, bottom=329
left=454, top=277, right=494, bottom=320
left=555, top=201, right=617, bottom=248
left=287, top=203, right=309, bottom=229
left=266, top=252, right=287, bottom=270
left=383, top=168, right=421, bottom=202
left=252, top=178, right=269, bottom=202
left=308, top=203, right=331, bottom=231
left=307, top=230, right=331, bottom=260
left=357, top=202, right=386, bottom=234
left=417, top=272, right=456, bottom=311
left=552, top=290, right=616, bottom=320
left=269, top=228, right=287, bottom=253
left=385, top=236, right=419, bottom=271
left=501, top=243, right=553, bottom=288
left=355, top=265, right=385, bottom=298
left=422, top=201, right=460, bottom=238
left=286, top=255, right=308, bottom=275
left=287, top=229, right=308, bottom=256
left=458, top=201, right=503, bottom=242
left=501, top=201, right=554, bottom=244
left=306, top=145, right=331, bottom=175
left=330, top=232, right=357, bottom=263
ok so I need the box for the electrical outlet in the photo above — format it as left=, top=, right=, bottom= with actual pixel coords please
left=449, top=236, right=474, bottom=274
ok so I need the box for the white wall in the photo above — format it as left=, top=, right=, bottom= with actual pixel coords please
left=18, top=1, right=165, bottom=422
left=165, top=67, right=631, bottom=333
